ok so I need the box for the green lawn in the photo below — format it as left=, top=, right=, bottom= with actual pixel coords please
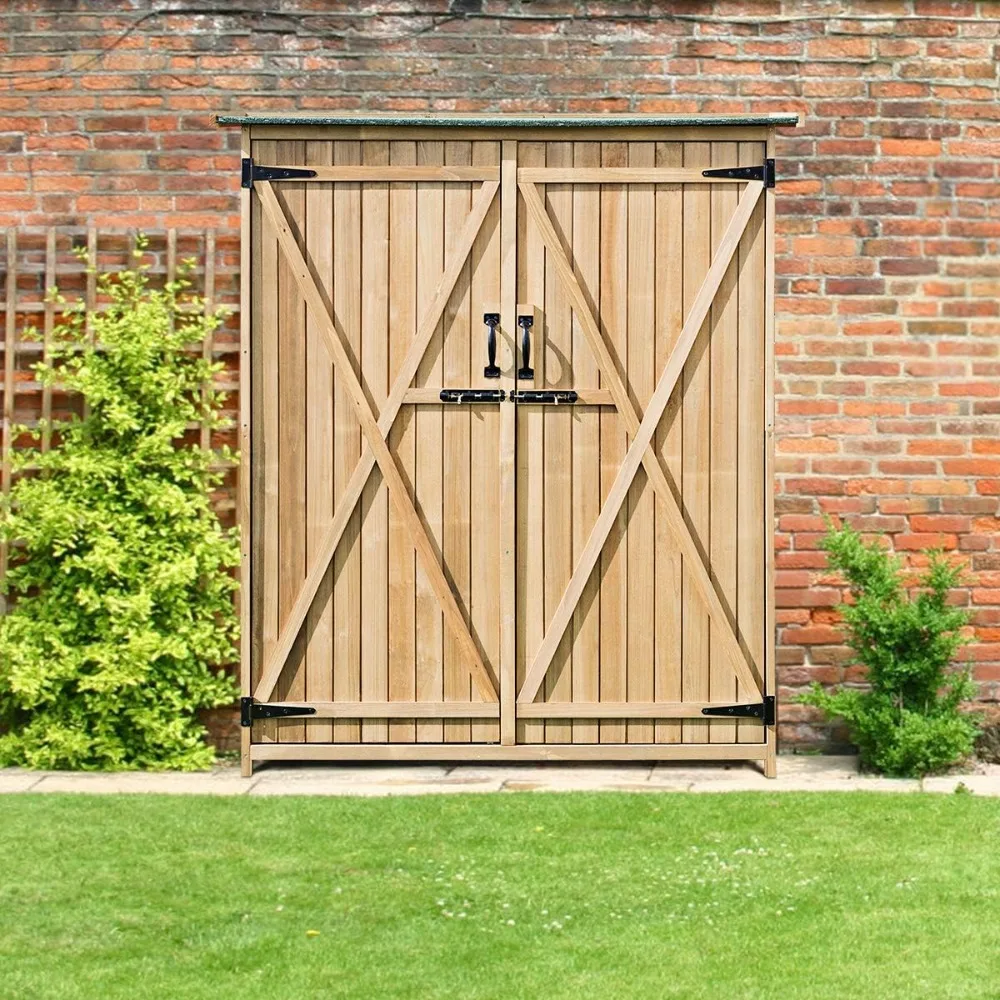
left=2, top=791, right=999, bottom=999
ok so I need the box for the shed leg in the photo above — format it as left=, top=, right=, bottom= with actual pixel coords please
left=764, top=730, right=777, bottom=778
left=240, top=729, right=253, bottom=777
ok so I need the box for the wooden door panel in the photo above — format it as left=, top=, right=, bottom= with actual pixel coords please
left=250, top=138, right=502, bottom=744
left=513, top=139, right=767, bottom=745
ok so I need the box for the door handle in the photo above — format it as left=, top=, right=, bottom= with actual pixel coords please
left=483, top=312, right=501, bottom=378
left=517, top=314, right=534, bottom=380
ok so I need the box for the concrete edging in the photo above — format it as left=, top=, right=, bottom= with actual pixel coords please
left=2, top=755, right=998, bottom=797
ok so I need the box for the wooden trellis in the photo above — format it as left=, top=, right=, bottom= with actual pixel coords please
left=0, top=228, right=242, bottom=603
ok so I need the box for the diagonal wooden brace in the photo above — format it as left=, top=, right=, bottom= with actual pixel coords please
left=517, top=179, right=765, bottom=706
left=255, top=180, right=500, bottom=703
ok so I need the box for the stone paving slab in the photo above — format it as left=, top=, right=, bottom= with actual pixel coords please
left=0, top=772, right=44, bottom=793
left=28, top=771, right=252, bottom=796
left=922, top=774, right=1000, bottom=795
left=0, top=756, right=998, bottom=796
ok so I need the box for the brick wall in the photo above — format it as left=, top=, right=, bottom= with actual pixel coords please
left=5, top=0, right=1000, bottom=746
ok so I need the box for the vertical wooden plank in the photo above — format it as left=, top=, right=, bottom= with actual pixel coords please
left=83, top=226, right=95, bottom=422
left=166, top=228, right=177, bottom=303
left=682, top=141, right=711, bottom=744
left=85, top=226, right=96, bottom=343
left=333, top=139, right=362, bottom=743
left=275, top=139, right=308, bottom=744
left=599, top=141, right=627, bottom=745
left=764, top=131, right=778, bottom=776
left=709, top=141, right=740, bottom=744
left=200, top=229, right=216, bottom=453
left=415, top=139, right=445, bottom=743
left=472, top=139, right=502, bottom=745
left=305, top=138, right=335, bottom=743
left=257, top=138, right=280, bottom=745
left=653, top=141, right=684, bottom=745
left=543, top=140, right=574, bottom=744
left=42, top=227, right=55, bottom=454
left=443, top=140, right=473, bottom=743
left=737, top=140, right=766, bottom=748
left=626, top=141, right=655, bottom=744
left=571, top=141, right=601, bottom=745
left=361, top=139, right=390, bottom=743
left=516, top=141, right=545, bottom=744
left=388, top=139, right=417, bottom=743
left=0, top=230, right=15, bottom=613
left=240, top=128, right=254, bottom=774
left=499, top=139, right=517, bottom=746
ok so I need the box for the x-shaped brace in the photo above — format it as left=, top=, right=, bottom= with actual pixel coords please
left=516, top=179, right=765, bottom=706
left=253, top=179, right=501, bottom=704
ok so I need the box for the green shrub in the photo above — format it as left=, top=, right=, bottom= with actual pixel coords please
left=0, top=244, right=239, bottom=770
left=800, top=523, right=979, bottom=777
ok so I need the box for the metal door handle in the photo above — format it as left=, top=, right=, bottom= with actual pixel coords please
left=517, top=314, right=534, bottom=380
left=483, top=312, right=500, bottom=378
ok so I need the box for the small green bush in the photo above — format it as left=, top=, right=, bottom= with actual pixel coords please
left=800, top=523, right=979, bottom=777
left=0, top=244, right=239, bottom=770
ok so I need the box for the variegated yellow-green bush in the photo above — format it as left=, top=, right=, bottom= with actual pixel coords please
left=0, top=245, right=238, bottom=770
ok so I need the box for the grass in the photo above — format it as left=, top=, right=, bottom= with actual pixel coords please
left=2, top=791, right=999, bottom=999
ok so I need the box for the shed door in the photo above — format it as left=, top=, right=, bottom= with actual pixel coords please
left=511, top=140, right=767, bottom=745
left=249, top=139, right=503, bottom=745
left=247, top=134, right=768, bottom=749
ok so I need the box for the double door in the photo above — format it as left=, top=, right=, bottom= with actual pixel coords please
left=245, top=133, right=771, bottom=759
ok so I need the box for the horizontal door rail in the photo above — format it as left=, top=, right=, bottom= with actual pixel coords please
left=256, top=701, right=500, bottom=720
left=517, top=167, right=754, bottom=184
left=518, top=702, right=766, bottom=720
left=248, top=162, right=499, bottom=183
left=251, top=743, right=769, bottom=763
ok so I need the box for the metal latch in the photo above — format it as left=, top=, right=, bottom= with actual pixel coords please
left=439, top=389, right=506, bottom=403
left=510, top=390, right=578, bottom=405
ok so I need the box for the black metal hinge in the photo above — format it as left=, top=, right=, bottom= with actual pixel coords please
left=240, top=697, right=317, bottom=727
left=701, top=695, right=775, bottom=726
left=241, top=157, right=318, bottom=189
left=702, top=158, right=775, bottom=188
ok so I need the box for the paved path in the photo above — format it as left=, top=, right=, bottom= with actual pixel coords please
left=2, top=755, right=999, bottom=796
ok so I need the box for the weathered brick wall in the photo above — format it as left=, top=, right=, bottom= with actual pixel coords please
left=5, top=0, right=1000, bottom=746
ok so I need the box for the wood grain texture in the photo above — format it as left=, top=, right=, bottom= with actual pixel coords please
left=516, top=141, right=546, bottom=746
left=598, top=140, right=628, bottom=744
left=570, top=141, right=601, bottom=745
left=653, top=141, right=683, bottom=745
left=498, top=139, right=518, bottom=746
left=681, top=142, right=711, bottom=745
left=304, top=139, right=335, bottom=743
left=275, top=139, right=308, bottom=744
left=626, top=141, right=656, bottom=744
left=414, top=140, right=445, bottom=743
left=543, top=140, right=574, bottom=745
left=360, top=139, right=390, bottom=743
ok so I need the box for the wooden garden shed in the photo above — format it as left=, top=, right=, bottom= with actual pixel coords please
left=218, top=112, right=797, bottom=776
